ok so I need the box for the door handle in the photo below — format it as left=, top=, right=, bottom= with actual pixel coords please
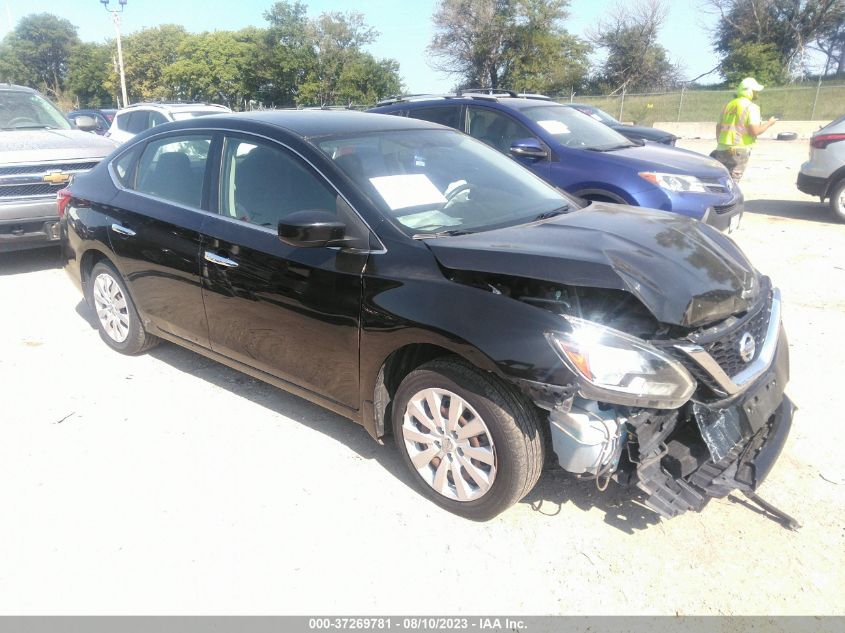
left=204, top=250, right=239, bottom=268
left=110, top=223, right=136, bottom=237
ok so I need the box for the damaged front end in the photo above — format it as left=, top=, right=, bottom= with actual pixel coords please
left=460, top=270, right=794, bottom=521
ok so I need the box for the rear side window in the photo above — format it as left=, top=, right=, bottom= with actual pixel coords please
left=134, top=134, right=212, bottom=208
left=149, top=111, right=168, bottom=127
left=125, top=111, right=150, bottom=134
left=407, top=106, right=462, bottom=130
left=111, top=146, right=141, bottom=188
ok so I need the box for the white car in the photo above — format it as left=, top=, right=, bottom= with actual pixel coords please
left=105, top=102, right=231, bottom=144
left=797, top=114, right=845, bottom=220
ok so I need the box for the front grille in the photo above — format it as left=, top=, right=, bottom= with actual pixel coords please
left=0, top=161, right=98, bottom=176
left=700, top=176, right=729, bottom=194
left=713, top=203, right=737, bottom=215
left=703, top=303, right=770, bottom=377
left=0, top=183, right=66, bottom=198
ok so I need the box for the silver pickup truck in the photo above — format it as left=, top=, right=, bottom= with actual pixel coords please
left=1, top=84, right=117, bottom=252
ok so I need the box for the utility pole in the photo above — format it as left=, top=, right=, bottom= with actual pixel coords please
left=101, top=0, right=129, bottom=108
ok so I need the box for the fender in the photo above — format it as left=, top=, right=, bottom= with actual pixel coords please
left=823, top=165, right=845, bottom=199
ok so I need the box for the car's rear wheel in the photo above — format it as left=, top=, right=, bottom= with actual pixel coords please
left=87, top=261, right=158, bottom=355
left=830, top=179, right=845, bottom=222
left=392, top=357, right=544, bottom=520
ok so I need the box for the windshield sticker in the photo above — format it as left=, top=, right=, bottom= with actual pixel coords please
left=537, top=120, right=570, bottom=134
left=396, top=210, right=462, bottom=230
left=369, top=174, right=447, bottom=210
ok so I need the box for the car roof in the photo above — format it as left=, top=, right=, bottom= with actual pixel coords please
left=219, top=109, right=445, bottom=138
left=375, top=95, right=560, bottom=113
left=0, top=83, right=38, bottom=94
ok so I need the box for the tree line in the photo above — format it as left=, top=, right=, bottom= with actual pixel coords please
left=1, top=0, right=843, bottom=110
left=0, top=1, right=402, bottom=109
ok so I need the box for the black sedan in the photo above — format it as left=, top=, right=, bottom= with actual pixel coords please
left=563, top=103, right=678, bottom=146
left=59, top=110, right=791, bottom=521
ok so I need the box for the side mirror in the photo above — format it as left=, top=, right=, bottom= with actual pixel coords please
left=278, top=209, right=347, bottom=248
left=72, top=115, right=97, bottom=132
left=510, top=138, right=548, bottom=159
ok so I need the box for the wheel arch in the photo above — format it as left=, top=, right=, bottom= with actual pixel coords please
left=824, top=166, right=845, bottom=199
left=574, top=188, right=629, bottom=204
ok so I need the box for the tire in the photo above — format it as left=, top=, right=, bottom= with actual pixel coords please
left=830, top=178, right=845, bottom=222
left=86, top=261, right=159, bottom=355
left=391, top=357, right=544, bottom=520
left=776, top=132, right=797, bottom=141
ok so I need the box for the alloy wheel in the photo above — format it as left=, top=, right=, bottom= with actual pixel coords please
left=92, top=272, right=130, bottom=343
left=401, top=387, right=497, bottom=502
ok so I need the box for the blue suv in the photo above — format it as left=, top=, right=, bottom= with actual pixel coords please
left=370, top=92, right=743, bottom=231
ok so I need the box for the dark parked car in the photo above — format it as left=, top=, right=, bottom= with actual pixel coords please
left=68, top=108, right=117, bottom=136
left=60, top=110, right=792, bottom=521
left=370, top=94, right=743, bottom=232
left=562, top=102, right=678, bottom=145
left=1, top=84, right=117, bottom=252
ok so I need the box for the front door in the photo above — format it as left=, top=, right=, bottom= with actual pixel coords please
left=199, top=134, right=368, bottom=409
left=466, top=106, right=550, bottom=180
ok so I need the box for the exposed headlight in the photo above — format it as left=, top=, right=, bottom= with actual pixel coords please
left=546, top=317, right=695, bottom=409
left=639, top=172, right=707, bottom=193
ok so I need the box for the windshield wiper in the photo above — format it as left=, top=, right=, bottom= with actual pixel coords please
left=412, top=229, right=472, bottom=239
left=586, top=144, right=634, bottom=152
left=533, top=205, right=570, bottom=221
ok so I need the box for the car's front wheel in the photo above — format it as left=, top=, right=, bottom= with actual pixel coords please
left=392, top=357, right=544, bottom=520
left=830, top=178, right=845, bottom=222
left=87, top=261, right=158, bottom=355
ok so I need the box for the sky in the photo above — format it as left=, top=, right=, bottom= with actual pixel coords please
left=0, top=0, right=728, bottom=95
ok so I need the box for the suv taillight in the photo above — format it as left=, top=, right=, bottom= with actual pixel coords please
left=810, top=133, right=845, bottom=149
left=56, top=188, right=72, bottom=218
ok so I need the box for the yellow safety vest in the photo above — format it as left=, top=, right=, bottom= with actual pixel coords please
left=717, top=97, right=756, bottom=150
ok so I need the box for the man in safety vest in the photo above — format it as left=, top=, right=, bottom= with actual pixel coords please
left=710, top=77, right=778, bottom=181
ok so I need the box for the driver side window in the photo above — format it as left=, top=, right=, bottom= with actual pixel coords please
left=219, top=137, right=338, bottom=229
left=467, top=107, right=536, bottom=154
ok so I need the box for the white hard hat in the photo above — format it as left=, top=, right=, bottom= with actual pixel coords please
left=739, top=77, right=765, bottom=92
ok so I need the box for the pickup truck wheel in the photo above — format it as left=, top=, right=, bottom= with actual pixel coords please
left=87, top=261, right=158, bottom=355
left=830, top=179, right=845, bottom=222
left=392, top=357, right=544, bottom=520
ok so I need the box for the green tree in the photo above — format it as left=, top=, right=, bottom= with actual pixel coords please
left=0, top=13, right=80, bottom=100
left=707, top=0, right=845, bottom=81
left=165, top=31, right=254, bottom=107
left=67, top=42, right=116, bottom=108
left=720, top=39, right=787, bottom=84
left=263, top=1, right=317, bottom=105
left=335, top=55, right=403, bottom=105
left=428, top=0, right=590, bottom=93
left=115, top=24, right=188, bottom=102
left=589, top=0, right=680, bottom=93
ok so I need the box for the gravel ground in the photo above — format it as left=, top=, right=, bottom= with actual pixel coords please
left=0, top=139, right=843, bottom=615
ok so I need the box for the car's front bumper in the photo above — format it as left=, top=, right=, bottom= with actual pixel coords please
left=0, top=197, right=61, bottom=252
left=634, top=186, right=744, bottom=232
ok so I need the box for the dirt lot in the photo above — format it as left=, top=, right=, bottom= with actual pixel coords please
left=1, top=139, right=843, bottom=615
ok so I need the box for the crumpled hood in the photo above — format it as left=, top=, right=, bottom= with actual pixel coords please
left=426, top=203, right=760, bottom=328
left=0, top=129, right=118, bottom=164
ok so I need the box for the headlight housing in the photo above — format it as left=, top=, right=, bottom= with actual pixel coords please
left=639, top=171, right=708, bottom=193
left=546, top=317, right=695, bottom=409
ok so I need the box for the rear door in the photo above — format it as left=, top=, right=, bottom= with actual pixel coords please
left=106, top=132, right=215, bottom=347
left=198, top=133, right=369, bottom=408
left=406, top=105, right=464, bottom=131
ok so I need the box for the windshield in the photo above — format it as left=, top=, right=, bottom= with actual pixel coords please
left=0, top=90, right=71, bottom=131
left=318, top=129, right=571, bottom=236
left=522, top=105, right=633, bottom=151
left=572, top=105, right=620, bottom=126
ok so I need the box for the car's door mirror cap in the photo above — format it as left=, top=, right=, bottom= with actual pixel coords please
left=278, top=209, right=348, bottom=248
left=73, top=115, right=98, bottom=132
left=510, top=138, right=548, bottom=159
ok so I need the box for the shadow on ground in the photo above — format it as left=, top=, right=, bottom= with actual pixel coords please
left=75, top=298, right=663, bottom=534
left=744, top=198, right=837, bottom=223
left=521, top=469, right=662, bottom=533
left=0, top=246, right=61, bottom=275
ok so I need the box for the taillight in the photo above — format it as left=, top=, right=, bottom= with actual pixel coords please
left=56, top=188, right=72, bottom=218
left=810, top=133, right=845, bottom=149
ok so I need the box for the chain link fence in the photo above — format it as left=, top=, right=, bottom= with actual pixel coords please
left=559, top=84, right=845, bottom=125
